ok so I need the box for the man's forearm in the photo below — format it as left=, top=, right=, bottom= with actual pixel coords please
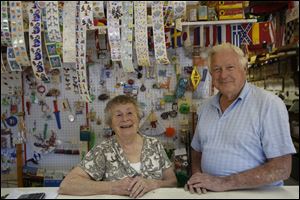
left=191, top=150, right=202, bottom=174
left=223, top=155, right=292, bottom=191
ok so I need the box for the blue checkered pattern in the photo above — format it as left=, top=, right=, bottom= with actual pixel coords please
left=191, top=81, right=296, bottom=186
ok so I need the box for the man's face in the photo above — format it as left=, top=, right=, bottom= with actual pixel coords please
left=111, top=103, right=139, bottom=136
left=210, top=49, right=247, bottom=97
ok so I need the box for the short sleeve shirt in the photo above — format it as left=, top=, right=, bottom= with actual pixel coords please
left=191, top=82, right=296, bottom=186
left=79, top=135, right=172, bottom=181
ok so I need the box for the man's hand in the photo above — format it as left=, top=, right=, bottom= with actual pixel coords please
left=187, top=172, right=228, bottom=192
left=128, top=176, right=158, bottom=198
left=184, top=183, right=207, bottom=194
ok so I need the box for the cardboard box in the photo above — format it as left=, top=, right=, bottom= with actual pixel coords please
left=198, top=6, right=208, bottom=20
left=218, top=1, right=244, bottom=9
left=218, top=8, right=244, bottom=20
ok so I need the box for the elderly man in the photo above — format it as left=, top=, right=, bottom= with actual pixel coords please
left=186, top=43, right=296, bottom=194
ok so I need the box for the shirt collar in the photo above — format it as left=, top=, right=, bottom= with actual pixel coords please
left=211, top=81, right=250, bottom=108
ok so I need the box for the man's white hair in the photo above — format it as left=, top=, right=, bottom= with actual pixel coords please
left=208, top=43, right=248, bottom=70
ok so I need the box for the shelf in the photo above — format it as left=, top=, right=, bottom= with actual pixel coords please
left=93, top=19, right=257, bottom=29
left=22, top=19, right=258, bottom=32
left=181, top=19, right=257, bottom=26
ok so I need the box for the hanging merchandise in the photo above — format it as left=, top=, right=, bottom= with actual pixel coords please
left=175, top=77, right=188, bottom=99
left=7, top=47, right=22, bottom=71
left=44, top=34, right=62, bottom=70
left=140, top=110, right=165, bottom=136
left=93, top=1, right=105, bottom=24
left=53, top=100, right=61, bottom=129
left=9, top=1, right=31, bottom=67
left=1, top=148, right=16, bottom=174
left=134, top=1, right=151, bottom=67
left=45, top=1, right=62, bottom=42
left=178, top=99, right=191, bottom=114
left=190, top=66, right=201, bottom=90
left=121, top=1, right=134, bottom=72
left=62, top=98, right=75, bottom=122
left=107, top=1, right=122, bottom=61
left=1, top=1, right=12, bottom=46
left=152, top=1, right=170, bottom=65
left=63, top=1, right=76, bottom=63
left=5, top=116, right=18, bottom=127
left=200, top=66, right=212, bottom=99
left=1, top=54, right=8, bottom=73
left=75, top=2, right=92, bottom=102
left=33, top=130, right=57, bottom=154
left=172, top=1, right=186, bottom=32
left=27, top=2, right=49, bottom=82
left=165, top=126, right=176, bottom=138
left=80, top=1, right=94, bottom=30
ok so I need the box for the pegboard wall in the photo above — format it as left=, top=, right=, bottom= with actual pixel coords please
left=0, top=29, right=208, bottom=175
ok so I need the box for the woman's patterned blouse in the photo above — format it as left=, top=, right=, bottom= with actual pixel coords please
left=78, top=134, right=172, bottom=181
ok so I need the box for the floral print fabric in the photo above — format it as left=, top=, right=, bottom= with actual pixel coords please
left=79, top=135, right=172, bottom=181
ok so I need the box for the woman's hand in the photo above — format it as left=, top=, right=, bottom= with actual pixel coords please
left=128, top=176, right=158, bottom=198
left=111, top=177, right=133, bottom=196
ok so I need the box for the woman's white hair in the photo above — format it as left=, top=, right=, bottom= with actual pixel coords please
left=104, top=95, right=142, bottom=127
left=208, top=43, right=248, bottom=70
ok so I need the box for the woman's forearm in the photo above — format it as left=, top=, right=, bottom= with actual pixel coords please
left=58, top=176, right=113, bottom=196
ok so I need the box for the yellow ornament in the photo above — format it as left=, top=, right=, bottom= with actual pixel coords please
left=191, top=66, right=201, bottom=90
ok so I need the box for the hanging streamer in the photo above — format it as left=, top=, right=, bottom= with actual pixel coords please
left=75, top=1, right=91, bottom=102
left=152, top=1, right=170, bottom=65
left=7, top=47, right=22, bottom=71
left=134, top=2, right=150, bottom=67
left=27, top=2, right=49, bottom=82
left=63, top=1, right=76, bottom=63
left=9, top=1, right=31, bottom=67
left=121, top=1, right=134, bottom=72
left=107, top=1, right=122, bottom=61
left=1, top=54, right=8, bottom=73
left=45, top=1, right=62, bottom=42
left=80, top=1, right=93, bottom=30
left=1, top=1, right=12, bottom=46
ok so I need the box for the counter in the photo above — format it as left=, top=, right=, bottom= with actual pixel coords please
left=1, top=186, right=299, bottom=199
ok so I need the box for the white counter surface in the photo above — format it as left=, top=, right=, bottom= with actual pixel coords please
left=1, top=186, right=299, bottom=199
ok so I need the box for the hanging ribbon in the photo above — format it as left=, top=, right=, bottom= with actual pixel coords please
left=93, top=2, right=106, bottom=35
left=172, top=1, right=186, bottom=32
left=152, top=1, right=170, bottom=65
left=1, top=1, right=12, bottom=46
left=182, top=25, right=191, bottom=48
left=27, top=2, right=49, bottom=82
left=199, top=25, right=204, bottom=47
left=134, top=2, right=150, bottom=67
left=63, top=1, right=76, bottom=63
left=121, top=1, right=134, bottom=72
left=107, top=1, right=122, bottom=61
left=80, top=1, right=93, bottom=30
left=7, top=47, right=22, bottom=71
left=44, top=3, right=62, bottom=69
left=75, top=1, right=91, bottom=102
left=1, top=54, right=8, bottom=73
left=45, top=1, right=62, bottom=42
left=9, top=1, right=31, bottom=67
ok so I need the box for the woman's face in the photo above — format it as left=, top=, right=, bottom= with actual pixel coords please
left=111, top=103, right=139, bottom=137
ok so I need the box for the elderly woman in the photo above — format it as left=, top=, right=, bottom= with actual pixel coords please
left=59, top=95, right=177, bottom=198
